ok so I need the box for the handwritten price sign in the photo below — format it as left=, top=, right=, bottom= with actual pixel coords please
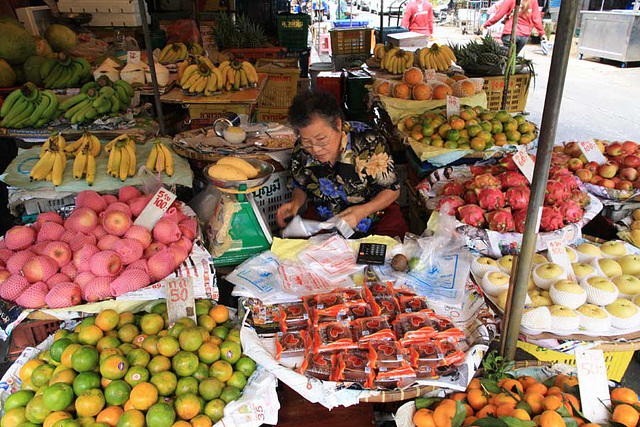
left=425, top=69, right=436, bottom=80
left=446, top=95, right=460, bottom=119
left=575, top=349, right=610, bottom=424
left=127, top=51, right=141, bottom=64
left=546, top=239, right=576, bottom=281
left=134, top=187, right=177, bottom=230
left=578, top=140, right=608, bottom=165
left=513, top=148, right=535, bottom=183
left=165, top=277, right=196, bottom=324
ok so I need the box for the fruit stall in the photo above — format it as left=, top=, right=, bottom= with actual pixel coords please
left=1, top=0, right=640, bottom=426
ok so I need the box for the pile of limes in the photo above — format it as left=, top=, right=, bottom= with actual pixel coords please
left=1, top=300, right=257, bottom=427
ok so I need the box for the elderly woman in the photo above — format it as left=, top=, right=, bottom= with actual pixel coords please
left=276, top=91, right=408, bottom=238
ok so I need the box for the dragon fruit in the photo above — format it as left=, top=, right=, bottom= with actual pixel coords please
left=499, top=154, right=518, bottom=171
left=501, top=171, right=529, bottom=189
left=477, top=187, right=506, bottom=211
left=473, top=173, right=502, bottom=189
left=441, top=181, right=465, bottom=197
left=486, top=208, right=515, bottom=232
left=470, top=165, right=489, bottom=175
left=558, top=200, right=584, bottom=223
left=559, top=175, right=579, bottom=191
left=549, top=166, right=571, bottom=178
left=570, top=190, right=590, bottom=207
left=464, top=190, right=478, bottom=205
left=513, top=209, right=528, bottom=233
left=458, top=204, right=486, bottom=227
left=505, top=186, right=531, bottom=210
left=545, top=180, right=570, bottom=206
left=437, top=196, right=465, bottom=216
left=540, top=207, right=564, bottom=231
left=551, top=154, right=572, bottom=166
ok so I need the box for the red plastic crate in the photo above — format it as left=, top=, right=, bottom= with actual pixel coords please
left=9, top=319, right=62, bottom=361
left=316, top=71, right=343, bottom=103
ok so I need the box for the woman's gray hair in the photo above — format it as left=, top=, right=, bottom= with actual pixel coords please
left=287, top=90, right=343, bottom=132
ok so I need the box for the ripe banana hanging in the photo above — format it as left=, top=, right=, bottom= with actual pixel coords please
left=146, top=139, right=174, bottom=176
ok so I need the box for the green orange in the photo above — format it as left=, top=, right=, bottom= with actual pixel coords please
left=235, top=357, right=256, bottom=378
left=117, top=324, right=139, bottom=343
left=124, top=365, right=150, bottom=387
left=42, top=383, right=74, bottom=411
left=220, top=341, right=241, bottom=365
left=71, top=345, right=99, bottom=372
left=96, top=336, right=121, bottom=352
left=73, top=372, right=101, bottom=396
left=220, top=386, right=241, bottom=404
left=148, top=355, right=171, bottom=374
left=140, top=313, right=164, bottom=335
left=179, top=327, right=203, bottom=352
left=78, top=325, right=104, bottom=346
left=75, top=388, right=106, bottom=418
left=172, top=351, right=199, bottom=377
left=176, top=377, right=199, bottom=396
left=116, top=409, right=145, bottom=427
left=105, top=379, right=132, bottom=406
left=50, top=338, right=72, bottom=363
left=199, top=377, right=224, bottom=400
left=26, top=395, right=52, bottom=424
left=192, top=363, right=209, bottom=382
left=204, top=399, right=226, bottom=422
left=209, top=360, right=233, bottom=383
left=100, top=354, right=129, bottom=380
left=227, top=371, right=247, bottom=390
left=31, top=364, right=55, bottom=387
left=126, top=348, right=150, bottom=368
left=151, top=371, right=178, bottom=396
left=174, top=393, right=202, bottom=420
left=157, top=336, right=180, bottom=357
left=197, top=342, right=221, bottom=364
left=4, top=390, right=34, bottom=412
left=146, top=402, right=176, bottom=427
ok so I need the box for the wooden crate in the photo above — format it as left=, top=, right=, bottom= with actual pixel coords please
left=187, top=102, right=257, bottom=123
left=256, top=59, right=300, bottom=109
left=482, top=73, right=531, bottom=112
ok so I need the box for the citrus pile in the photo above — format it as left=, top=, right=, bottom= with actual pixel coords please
left=1, top=301, right=257, bottom=427
left=412, top=374, right=640, bottom=427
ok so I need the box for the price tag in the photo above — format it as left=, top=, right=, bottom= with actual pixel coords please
left=578, top=140, right=608, bottom=165
left=512, top=147, right=535, bottom=183
left=446, top=95, right=460, bottom=118
left=127, top=50, right=141, bottom=64
left=575, top=349, right=610, bottom=424
left=133, top=187, right=177, bottom=230
left=425, top=69, right=436, bottom=80
left=546, top=239, right=576, bottom=281
left=164, top=276, right=196, bottom=324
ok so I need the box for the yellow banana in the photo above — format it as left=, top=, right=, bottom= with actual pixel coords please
left=105, top=134, right=127, bottom=153
left=40, top=137, right=52, bottom=157
left=146, top=143, right=158, bottom=171
left=182, top=72, right=201, bottom=90
left=86, top=153, right=95, bottom=186
left=125, top=140, right=136, bottom=176
left=31, top=150, right=54, bottom=180
left=155, top=143, right=165, bottom=172
left=180, top=64, right=199, bottom=86
left=64, top=135, right=84, bottom=154
left=73, top=148, right=87, bottom=180
left=241, top=62, right=258, bottom=84
left=160, top=143, right=174, bottom=176
left=89, top=135, right=101, bottom=157
left=52, top=151, right=65, bottom=186
left=239, top=69, right=248, bottom=88
left=119, top=145, right=129, bottom=182
left=56, top=135, right=66, bottom=150
left=211, top=67, right=224, bottom=91
left=111, top=147, right=122, bottom=178
left=46, top=171, right=52, bottom=181
left=225, top=68, right=233, bottom=91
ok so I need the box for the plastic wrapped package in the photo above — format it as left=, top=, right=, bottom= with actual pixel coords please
left=394, top=313, right=437, bottom=344
left=333, top=349, right=375, bottom=387
left=299, top=352, right=338, bottom=381
left=344, top=302, right=373, bottom=321
left=398, top=296, right=432, bottom=314
left=206, top=194, right=241, bottom=258
left=312, top=303, right=351, bottom=326
left=315, top=293, right=346, bottom=309
left=275, top=330, right=308, bottom=360
left=365, top=281, right=396, bottom=301
left=370, top=296, right=401, bottom=319
left=352, top=316, right=396, bottom=344
left=404, top=341, right=444, bottom=370
left=438, top=338, right=468, bottom=366
left=313, top=321, right=358, bottom=353
left=368, top=341, right=408, bottom=370
left=276, top=302, right=309, bottom=333
left=373, top=364, right=417, bottom=389
left=332, top=287, right=366, bottom=303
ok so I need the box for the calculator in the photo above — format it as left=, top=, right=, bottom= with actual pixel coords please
left=356, top=243, right=387, bottom=265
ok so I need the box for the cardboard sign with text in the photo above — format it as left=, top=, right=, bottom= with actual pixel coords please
left=546, top=239, right=576, bottom=281
left=127, top=51, right=141, bottom=64
left=134, top=187, right=177, bottom=230
left=165, top=276, right=196, bottom=324
left=446, top=95, right=460, bottom=119
left=513, top=148, right=535, bottom=183
left=575, top=349, right=610, bottom=424
left=578, top=140, right=608, bottom=165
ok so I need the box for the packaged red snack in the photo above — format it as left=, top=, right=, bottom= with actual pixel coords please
left=313, top=321, right=358, bottom=353
left=275, top=330, right=308, bottom=360
left=345, top=302, right=373, bottom=321
left=394, top=313, right=437, bottom=344
left=276, top=302, right=309, bottom=333
left=312, top=303, right=351, bottom=326
left=365, top=281, right=396, bottom=301
left=302, top=295, right=318, bottom=312
left=315, top=293, right=345, bottom=309
left=439, top=338, right=467, bottom=366
left=414, top=363, right=444, bottom=379
left=429, top=315, right=456, bottom=332
left=398, top=296, right=432, bottom=314
left=368, top=341, right=409, bottom=370
left=436, top=327, right=466, bottom=341
left=333, top=287, right=366, bottom=302
left=373, top=365, right=417, bottom=389
left=299, top=352, right=338, bottom=381
left=404, top=341, right=443, bottom=369
left=352, top=316, right=396, bottom=344
left=333, top=349, right=375, bottom=387
left=369, top=296, right=401, bottom=319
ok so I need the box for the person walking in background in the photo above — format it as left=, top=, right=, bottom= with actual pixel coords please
left=401, top=0, right=435, bottom=37
left=482, top=0, right=546, bottom=55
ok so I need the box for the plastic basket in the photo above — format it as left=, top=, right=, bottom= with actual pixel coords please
left=517, top=341, right=633, bottom=382
left=254, top=171, right=292, bottom=230
left=330, top=27, right=373, bottom=56
left=8, top=320, right=62, bottom=361
left=333, top=19, right=369, bottom=28
left=374, top=26, right=409, bottom=43
left=277, top=13, right=310, bottom=50
left=331, top=54, right=370, bottom=70
left=226, top=47, right=287, bottom=61
left=256, top=59, right=300, bottom=109
left=482, top=73, right=531, bottom=113
left=256, top=107, right=290, bottom=125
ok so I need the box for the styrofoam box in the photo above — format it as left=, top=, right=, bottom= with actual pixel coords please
left=57, top=0, right=147, bottom=14
left=88, top=13, right=150, bottom=27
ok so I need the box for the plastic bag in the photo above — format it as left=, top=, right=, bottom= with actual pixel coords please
left=281, top=215, right=354, bottom=239
left=188, top=184, right=223, bottom=225
left=166, top=19, right=201, bottom=44
left=206, top=194, right=241, bottom=257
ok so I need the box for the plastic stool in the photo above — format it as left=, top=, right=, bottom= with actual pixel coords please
left=319, top=33, right=331, bottom=55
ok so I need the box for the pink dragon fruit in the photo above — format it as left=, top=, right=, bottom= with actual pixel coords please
left=513, top=209, right=528, bottom=233
left=570, top=190, right=590, bottom=207
left=477, top=187, right=506, bottom=211
left=473, top=173, right=501, bottom=189
left=551, top=154, right=571, bottom=167
left=544, top=180, right=570, bottom=206
left=486, top=208, right=515, bottom=232
left=437, top=196, right=465, bottom=216
left=540, top=207, right=564, bottom=231
left=558, top=175, right=579, bottom=191
left=505, top=186, right=531, bottom=210
left=501, top=171, right=529, bottom=189
left=458, top=204, right=486, bottom=227
left=558, top=200, right=584, bottom=223
left=464, top=190, right=478, bottom=205
left=499, top=154, right=518, bottom=171
left=549, top=166, right=571, bottom=178
left=441, top=181, right=465, bottom=197
left=470, top=165, right=488, bottom=175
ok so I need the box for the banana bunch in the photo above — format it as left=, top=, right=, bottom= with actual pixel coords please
left=64, top=131, right=101, bottom=157
left=0, top=83, right=59, bottom=129
left=188, top=42, right=204, bottom=55
left=40, top=53, right=91, bottom=89
left=373, top=43, right=386, bottom=60
left=159, top=43, right=188, bottom=63
left=60, top=80, right=133, bottom=125
left=105, top=134, right=137, bottom=182
left=31, top=134, right=67, bottom=186
left=146, top=138, right=174, bottom=176
left=219, top=60, right=258, bottom=91
left=180, top=56, right=223, bottom=96
left=418, top=44, right=457, bottom=71
left=380, top=48, right=414, bottom=75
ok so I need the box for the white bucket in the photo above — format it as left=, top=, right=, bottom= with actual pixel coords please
left=309, top=62, right=334, bottom=90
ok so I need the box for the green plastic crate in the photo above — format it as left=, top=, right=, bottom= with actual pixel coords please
left=276, top=13, right=310, bottom=50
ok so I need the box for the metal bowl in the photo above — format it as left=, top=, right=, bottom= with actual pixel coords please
left=204, top=158, right=275, bottom=191
left=54, top=13, right=93, bottom=26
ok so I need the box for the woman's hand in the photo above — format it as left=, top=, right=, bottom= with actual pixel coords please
left=276, top=202, right=299, bottom=228
left=337, top=205, right=366, bottom=229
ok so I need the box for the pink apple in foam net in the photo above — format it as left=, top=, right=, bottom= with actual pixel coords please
left=5, top=226, right=36, bottom=250
left=22, top=255, right=58, bottom=283
left=144, top=242, right=166, bottom=259
left=65, top=207, right=99, bottom=234
left=32, top=240, right=51, bottom=255
left=102, top=211, right=132, bottom=236
left=0, top=270, right=11, bottom=283
left=98, top=235, right=121, bottom=251
left=90, top=251, right=123, bottom=277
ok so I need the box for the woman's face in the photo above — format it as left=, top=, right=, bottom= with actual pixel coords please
left=298, top=115, right=342, bottom=164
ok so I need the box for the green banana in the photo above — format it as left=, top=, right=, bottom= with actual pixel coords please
left=96, top=99, right=111, bottom=115
left=109, top=95, right=120, bottom=113
left=5, top=102, right=35, bottom=128
left=27, top=94, right=49, bottom=126
left=99, top=86, right=115, bottom=98
left=40, top=90, right=59, bottom=121
left=21, top=83, right=39, bottom=102
left=81, top=82, right=99, bottom=94
left=114, top=80, right=133, bottom=97
left=35, top=117, right=49, bottom=128
left=55, top=66, right=74, bottom=89
left=59, top=93, right=87, bottom=110
left=40, top=58, right=57, bottom=80
left=115, top=85, right=129, bottom=104
left=74, top=57, right=91, bottom=78
left=65, top=98, right=91, bottom=120
left=0, top=97, right=28, bottom=126
left=92, top=95, right=108, bottom=109
left=44, top=64, right=64, bottom=88
left=1, top=89, right=23, bottom=117
left=72, top=103, right=93, bottom=124
left=86, top=106, right=99, bottom=120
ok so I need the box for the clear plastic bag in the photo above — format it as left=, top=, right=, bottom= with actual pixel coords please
left=281, top=215, right=354, bottom=239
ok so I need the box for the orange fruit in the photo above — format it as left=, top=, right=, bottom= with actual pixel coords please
left=20, top=359, right=45, bottom=382
left=179, top=327, right=204, bottom=352
left=158, top=336, right=181, bottom=358
left=496, top=403, right=516, bottom=417
left=467, top=378, right=481, bottom=391
left=476, top=405, right=497, bottom=418
left=75, top=388, right=106, bottom=418
left=555, top=375, right=579, bottom=390
left=539, top=410, right=566, bottom=427
left=502, top=379, right=524, bottom=394
left=101, top=354, right=129, bottom=380
left=525, top=392, right=545, bottom=415
left=413, top=409, right=436, bottom=427
left=133, top=334, right=148, bottom=348
left=174, top=393, right=202, bottom=420
left=613, top=404, right=640, bottom=427
left=78, top=325, right=104, bottom=346
left=563, top=393, right=580, bottom=411
left=209, top=305, right=229, bottom=324
left=547, top=387, right=563, bottom=396
left=96, top=336, right=121, bottom=353
left=96, top=309, right=119, bottom=331
left=173, top=422, right=192, bottom=427
left=463, top=416, right=478, bottom=426
left=124, top=399, right=135, bottom=411
left=543, top=395, right=563, bottom=411
left=519, top=376, right=537, bottom=390
left=191, top=414, right=213, bottom=427
left=527, top=383, right=548, bottom=396
left=433, top=399, right=457, bottom=427
left=611, top=387, right=639, bottom=406
left=96, top=406, right=124, bottom=426
left=43, top=411, right=73, bottom=427
left=451, top=392, right=467, bottom=402
left=140, top=313, right=164, bottom=335
left=572, top=416, right=585, bottom=426
left=142, top=335, right=160, bottom=356
left=467, top=389, right=488, bottom=411
left=463, top=404, right=474, bottom=417
left=512, top=408, right=531, bottom=421
left=118, top=408, right=146, bottom=427
left=60, top=343, right=81, bottom=369
left=130, top=382, right=158, bottom=410
left=492, top=393, right=518, bottom=407
left=117, top=312, right=135, bottom=328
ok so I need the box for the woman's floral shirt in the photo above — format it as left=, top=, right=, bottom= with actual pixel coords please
left=289, top=122, right=399, bottom=233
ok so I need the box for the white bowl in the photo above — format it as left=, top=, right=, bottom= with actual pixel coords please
left=224, top=127, right=246, bottom=144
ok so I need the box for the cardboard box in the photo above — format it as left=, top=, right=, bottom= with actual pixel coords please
left=387, top=31, right=429, bottom=48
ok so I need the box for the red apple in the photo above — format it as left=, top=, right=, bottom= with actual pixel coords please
left=564, top=141, right=581, bottom=157
left=623, top=155, right=640, bottom=168
left=612, top=177, right=622, bottom=185
left=606, top=142, right=623, bottom=157
left=623, top=141, right=638, bottom=155
left=598, top=162, right=619, bottom=179
left=579, top=154, right=588, bottom=164
left=586, top=161, right=600, bottom=173
left=43, top=242, right=72, bottom=269
left=591, top=175, right=604, bottom=185
left=601, top=179, right=616, bottom=189
left=104, top=252, right=123, bottom=276
left=567, top=158, right=584, bottom=171
left=575, top=169, right=593, bottom=182
left=620, top=167, right=639, bottom=182
left=634, top=180, right=640, bottom=190
left=102, top=211, right=132, bottom=236
left=617, top=180, right=633, bottom=191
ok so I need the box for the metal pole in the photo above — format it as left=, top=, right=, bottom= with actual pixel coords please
left=138, top=0, right=166, bottom=135
left=501, top=0, right=521, bottom=110
left=380, top=0, right=385, bottom=44
left=501, top=0, right=580, bottom=360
